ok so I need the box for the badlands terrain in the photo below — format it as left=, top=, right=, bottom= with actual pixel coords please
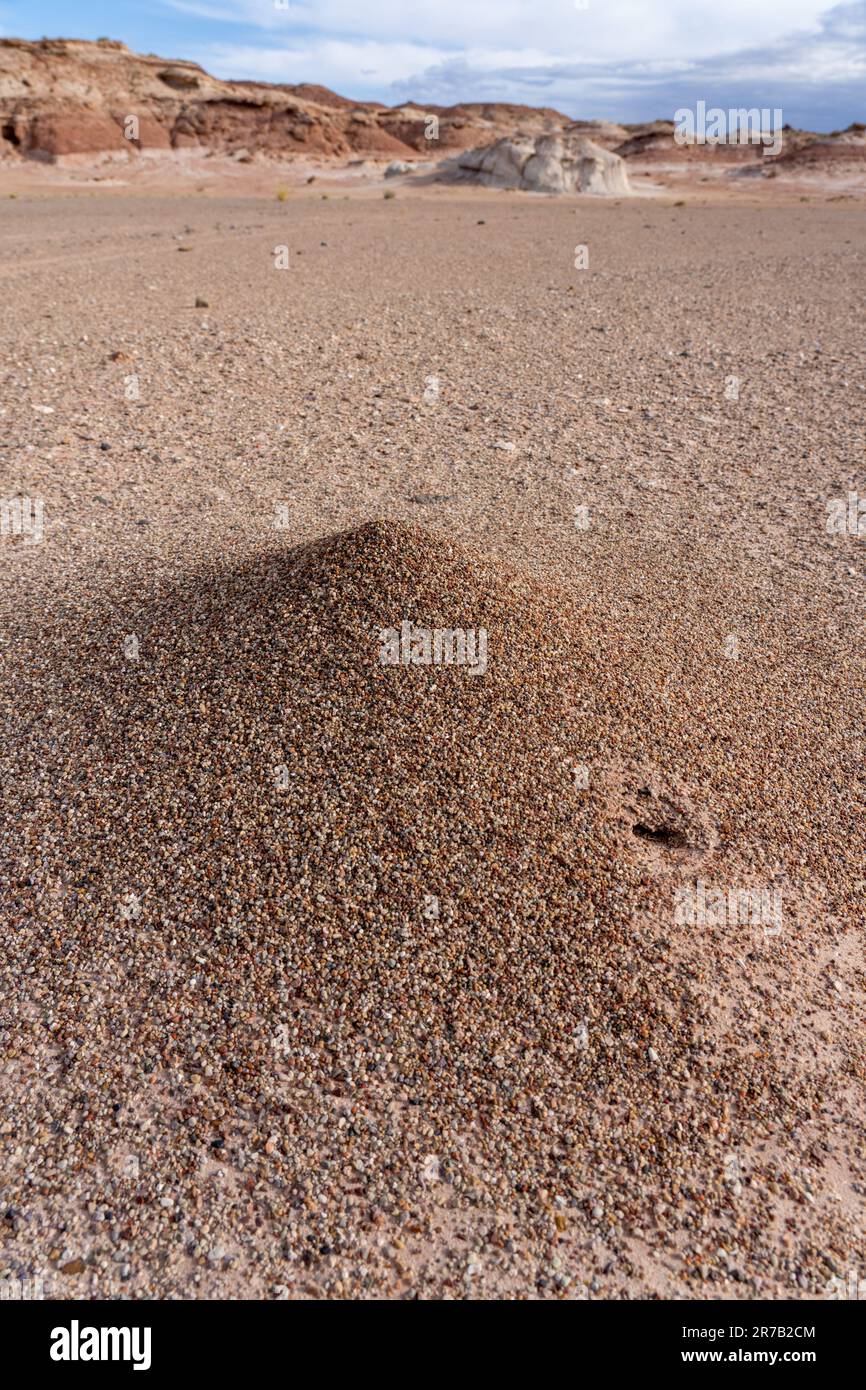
left=0, top=39, right=865, bottom=1301
left=1, top=37, right=865, bottom=195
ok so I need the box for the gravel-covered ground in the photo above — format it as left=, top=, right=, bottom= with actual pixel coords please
left=1, top=178, right=865, bottom=1299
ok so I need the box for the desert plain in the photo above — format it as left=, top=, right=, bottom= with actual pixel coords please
left=1, top=99, right=866, bottom=1302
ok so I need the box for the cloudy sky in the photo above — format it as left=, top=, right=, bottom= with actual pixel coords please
left=3, top=0, right=865, bottom=129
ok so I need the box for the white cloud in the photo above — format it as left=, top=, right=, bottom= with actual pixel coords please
left=179, top=1, right=865, bottom=127
left=169, top=0, right=835, bottom=58
left=196, top=37, right=449, bottom=88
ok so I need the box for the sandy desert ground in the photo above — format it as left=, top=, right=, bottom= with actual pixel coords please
left=1, top=163, right=865, bottom=1300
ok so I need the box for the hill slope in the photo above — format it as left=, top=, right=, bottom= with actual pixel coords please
left=0, top=37, right=569, bottom=161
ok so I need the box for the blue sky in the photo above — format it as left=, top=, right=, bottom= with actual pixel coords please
left=2, top=0, right=864, bottom=129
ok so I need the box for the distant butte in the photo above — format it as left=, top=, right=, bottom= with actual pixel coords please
left=3, top=37, right=861, bottom=174
left=0, top=37, right=570, bottom=162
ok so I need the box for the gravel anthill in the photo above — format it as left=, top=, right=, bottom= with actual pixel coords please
left=2, top=520, right=785, bottom=1298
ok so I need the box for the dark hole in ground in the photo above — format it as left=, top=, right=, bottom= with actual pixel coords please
left=2, top=124, right=20, bottom=147
left=632, top=822, right=690, bottom=849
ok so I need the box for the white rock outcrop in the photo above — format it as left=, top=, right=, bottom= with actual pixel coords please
left=451, top=132, right=630, bottom=195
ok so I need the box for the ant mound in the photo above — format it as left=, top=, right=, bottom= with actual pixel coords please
left=0, top=521, right=795, bottom=1296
